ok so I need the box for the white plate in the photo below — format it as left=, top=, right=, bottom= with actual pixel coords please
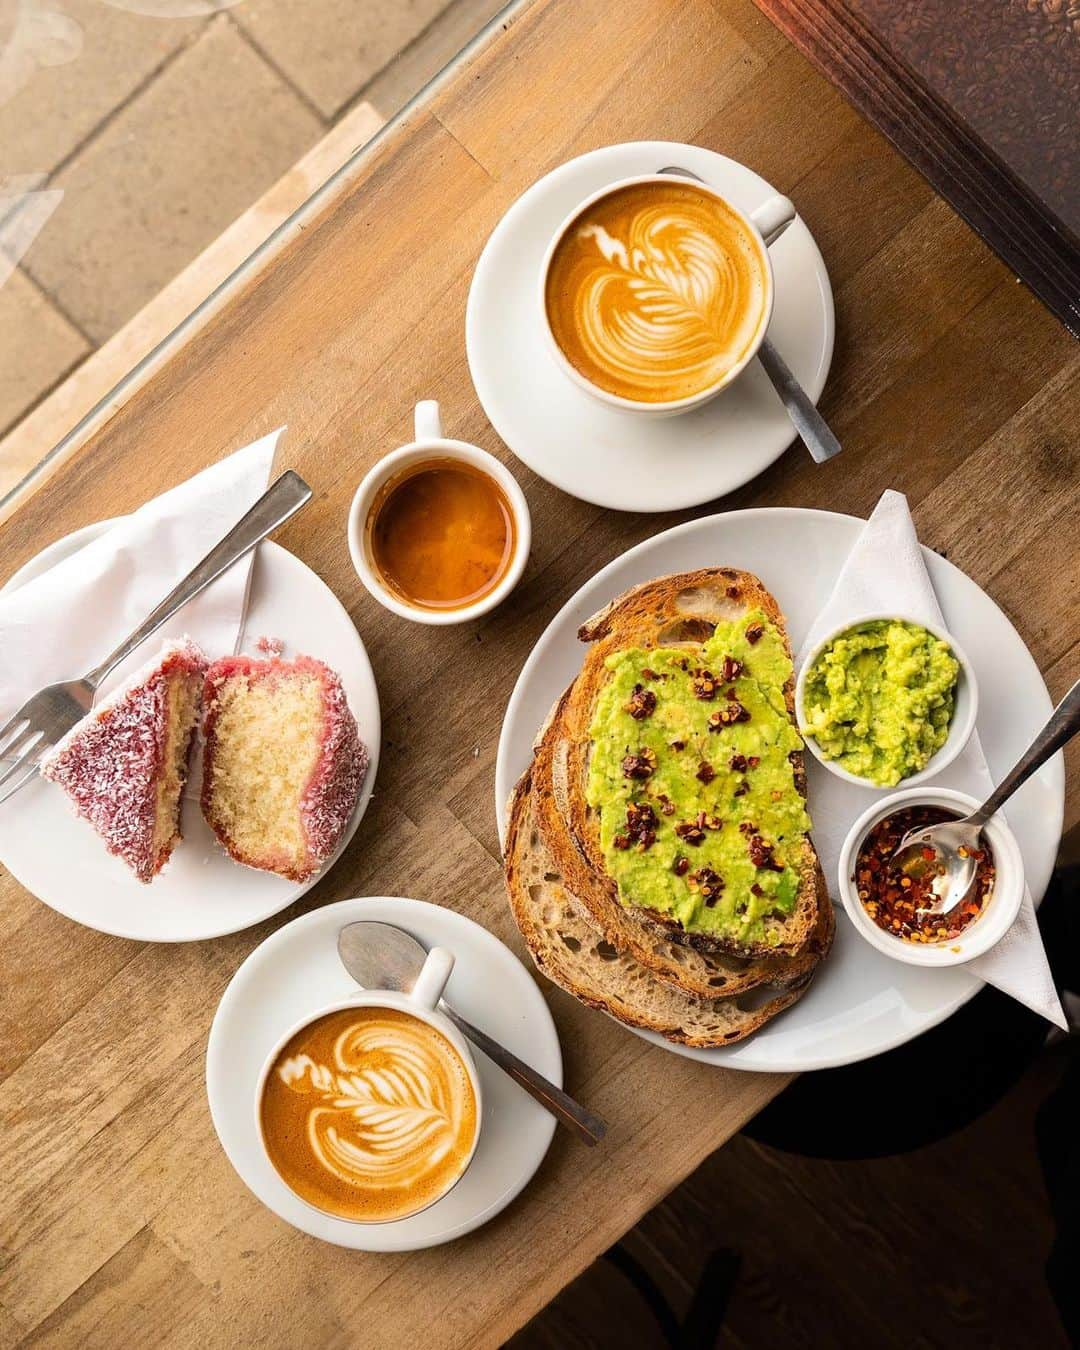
left=494, top=508, right=1064, bottom=1072
left=466, top=141, right=834, bottom=512
left=0, top=522, right=380, bottom=942
left=207, top=896, right=560, bottom=1250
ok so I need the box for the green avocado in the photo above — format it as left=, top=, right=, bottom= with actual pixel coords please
left=585, top=609, right=808, bottom=945
left=801, top=619, right=959, bottom=786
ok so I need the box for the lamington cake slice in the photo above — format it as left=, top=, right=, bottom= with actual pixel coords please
left=200, top=653, right=367, bottom=882
left=40, top=638, right=207, bottom=883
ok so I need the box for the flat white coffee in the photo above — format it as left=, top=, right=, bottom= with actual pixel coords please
left=545, top=180, right=769, bottom=403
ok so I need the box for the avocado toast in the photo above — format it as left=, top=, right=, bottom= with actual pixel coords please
left=505, top=568, right=832, bottom=1038
left=506, top=768, right=832, bottom=1047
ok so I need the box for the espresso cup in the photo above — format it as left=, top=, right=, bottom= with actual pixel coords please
left=539, top=172, right=796, bottom=416
left=255, top=946, right=483, bottom=1225
left=348, top=400, right=531, bottom=625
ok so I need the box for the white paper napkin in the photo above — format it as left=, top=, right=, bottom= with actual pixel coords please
left=798, top=489, right=1065, bottom=1029
left=0, top=430, right=282, bottom=718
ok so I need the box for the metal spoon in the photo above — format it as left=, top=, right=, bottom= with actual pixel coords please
left=337, top=920, right=607, bottom=1146
left=658, top=166, right=841, bottom=464
left=892, top=677, right=1080, bottom=916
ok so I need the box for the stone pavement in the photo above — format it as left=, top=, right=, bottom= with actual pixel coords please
left=2, top=0, right=506, bottom=463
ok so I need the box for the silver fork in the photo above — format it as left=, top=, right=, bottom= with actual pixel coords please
left=0, top=470, right=312, bottom=806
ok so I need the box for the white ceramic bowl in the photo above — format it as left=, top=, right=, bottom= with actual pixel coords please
left=348, top=400, right=531, bottom=626
left=795, top=613, right=978, bottom=789
left=837, top=786, right=1024, bottom=968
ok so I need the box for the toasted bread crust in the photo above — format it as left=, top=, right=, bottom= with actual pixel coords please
left=557, top=569, right=822, bottom=961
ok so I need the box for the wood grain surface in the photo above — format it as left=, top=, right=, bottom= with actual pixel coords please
left=0, top=0, right=1077, bottom=1345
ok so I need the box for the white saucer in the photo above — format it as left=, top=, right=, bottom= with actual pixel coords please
left=466, top=141, right=834, bottom=512
left=207, top=896, right=561, bottom=1250
left=0, top=521, right=380, bottom=943
left=494, top=508, right=1063, bottom=1072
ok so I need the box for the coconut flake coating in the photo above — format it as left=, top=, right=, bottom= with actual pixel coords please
left=39, top=638, right=207, bottom=883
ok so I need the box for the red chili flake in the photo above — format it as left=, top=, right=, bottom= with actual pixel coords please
left=691, top=668, right=718, bottom=701
left=748, top=755, right=761, bottom=769
left=707, top=698, right=750, bottom=732
left=670, top=739, right=686, bottom=752
left=720, top=655, right=743, bottom=683
left=696, top=761, right=716, bottom=784
left=691, top=867, right=725, bottom=905
left=729, top=754, right=748, bottom=772
left=672, top=856, right=690, bottom=876
left=733, top=780, right=750, bottom=798
left=625, top=685, right=657, bottom=720
left=750, top=883, right=764, bottom=897
left=748, top=835, right=784, bottom=871
left=853, top=805, right=994, bottom=943
left=745, top=623, right=764, bottom=644
left=675, top=821, right=706, bottom=846
left=624, top=801, right=659, bottom=850
left=621, top=748, right=656, bottom=780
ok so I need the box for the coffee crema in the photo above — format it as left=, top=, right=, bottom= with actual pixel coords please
left=368, top=457, right=515, bottom=611
left=544, top=181, right=769, bottom=404
left=260, top=1006, right=478, bottom=1223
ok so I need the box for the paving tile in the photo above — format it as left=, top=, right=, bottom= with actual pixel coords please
left=363, top=0, right=511, bottom=118
left=231, top=0, right=454, bottom=118
left=0, top=0, right=205, bottom=176
left=20, top=16, right=323, bottom=342
left=0, top=268, right=88, bottom=436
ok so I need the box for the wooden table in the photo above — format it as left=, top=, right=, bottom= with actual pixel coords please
left=1, top=0, right=1077, bottom=1345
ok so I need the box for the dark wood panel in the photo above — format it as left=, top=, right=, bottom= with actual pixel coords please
left=751, top=0, right=1080, bottom=335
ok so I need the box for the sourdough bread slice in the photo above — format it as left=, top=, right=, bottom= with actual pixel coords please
left=557, top=569, right=822, bottom=960
left=505, top=770, right=828, bottom=1048
left=533, top=684, right=828, bottom=999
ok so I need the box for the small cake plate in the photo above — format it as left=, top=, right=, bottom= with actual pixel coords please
left=207, top=896, right=561, bottom=1250
left=466, top=140, right=834, bottom=512
left=0, top=521, right=380, bottom=943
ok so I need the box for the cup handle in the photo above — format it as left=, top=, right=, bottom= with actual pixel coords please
left=414, top=400, right=443, bottom=441
left=750, top=194, right=796, bottom=247
left=410, top=946, right=455, bottom=1011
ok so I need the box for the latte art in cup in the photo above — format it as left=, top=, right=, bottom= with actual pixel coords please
left=260, top=1006, right=478, bottom=1223
left=544, top=181, right=770, bottom=404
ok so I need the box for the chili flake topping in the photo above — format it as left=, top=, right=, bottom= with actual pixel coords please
left=854, top=805, right=994, bottom=943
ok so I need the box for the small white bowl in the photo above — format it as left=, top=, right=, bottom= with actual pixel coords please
left=795, top=613, right=978, bottom=789
left=348, top=400, right=531, bottom=626
left=838, top=786, right=1024, bottom=967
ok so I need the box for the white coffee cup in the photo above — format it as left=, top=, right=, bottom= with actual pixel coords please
left=538, top=172, right=796, bottom=416
left=348, top=400, right=531, bottom=625
left=254, top=946, right=483, bottom=1225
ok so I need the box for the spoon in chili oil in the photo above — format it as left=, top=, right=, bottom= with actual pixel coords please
left=890, top=677, right=1080, bottom=917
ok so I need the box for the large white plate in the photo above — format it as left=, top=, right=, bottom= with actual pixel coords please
left=494, top=508, right=1064, bottom=1072
left=0, top=524, right=380, bottom=942
left=207, top=896, right=560, bottom=1250
left=466, top=141, right=834, bottom=512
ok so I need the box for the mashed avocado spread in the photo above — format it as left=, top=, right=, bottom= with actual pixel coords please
left=801, top=619, right=959, bottom=786
left=585, top=609, right=808, bottom=945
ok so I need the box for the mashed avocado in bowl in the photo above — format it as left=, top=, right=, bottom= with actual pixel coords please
left=797, top=618, right=970, bottom=787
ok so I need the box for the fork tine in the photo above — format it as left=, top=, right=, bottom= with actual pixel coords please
left=0, top=724, right=42, bottom=765
left=0, top=737, right=46, bottom=805
left=0, top=715, right=29, bottom=759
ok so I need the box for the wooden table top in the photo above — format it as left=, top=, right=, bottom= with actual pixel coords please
left=1, top=0, right=1077, bottom=1345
